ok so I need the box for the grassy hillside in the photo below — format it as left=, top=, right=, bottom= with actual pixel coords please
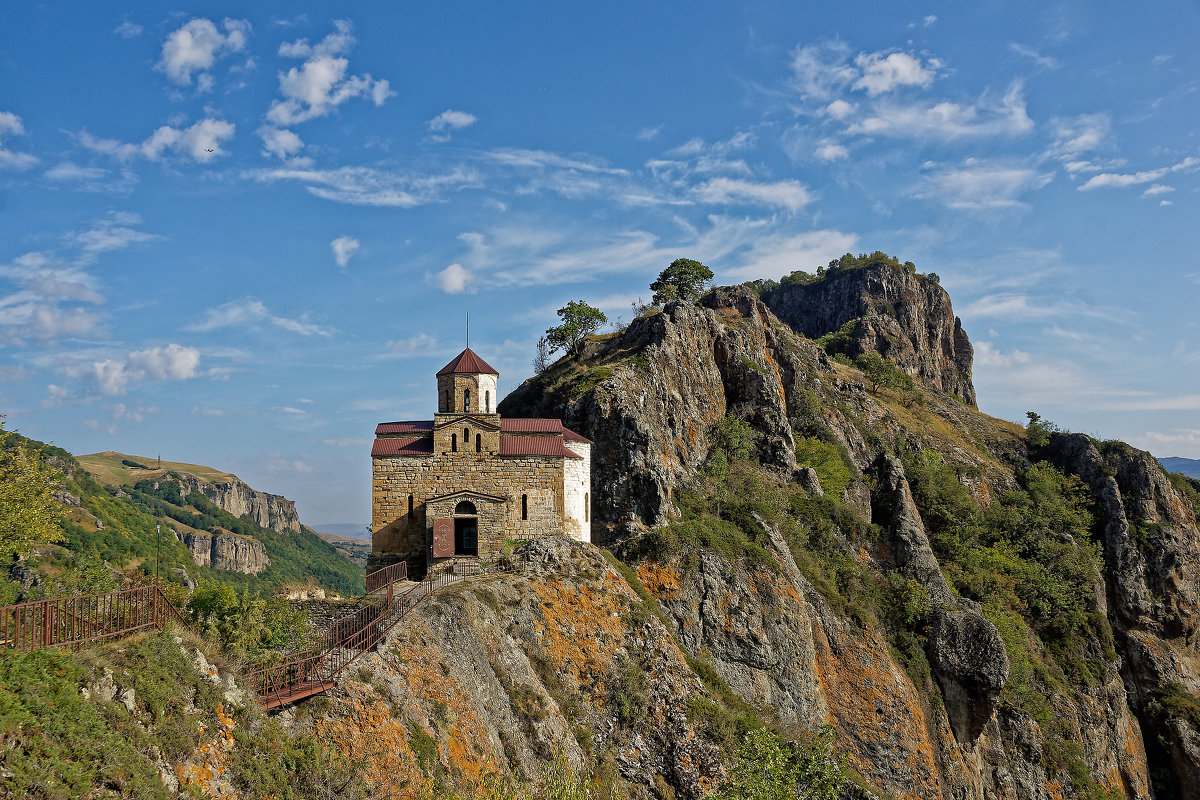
left=1, top=428, right=363, bottom=602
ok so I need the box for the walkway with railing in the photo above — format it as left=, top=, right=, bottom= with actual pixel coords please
left=0, top=584, right=190, bottom=651
left=248, top=554, right=527, bottom=710
left=0, top=554, right=527, bottom=711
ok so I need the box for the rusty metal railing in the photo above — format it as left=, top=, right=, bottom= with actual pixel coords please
left=364, top=560, right=407, bottom=595
left=0, top=584, right=190, bottom=651
left=248, top=553, right=527, bottom=710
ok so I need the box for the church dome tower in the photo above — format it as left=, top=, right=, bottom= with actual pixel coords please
left=435, top=348, right=499, bottom=415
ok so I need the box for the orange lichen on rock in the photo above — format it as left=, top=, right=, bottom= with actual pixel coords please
left=637, top=563, right=682, bottom=601
left=383, top=631, right=502, bottom=787
left=309, top=682, right=432, bottom=799
left=532, top=574, right=636, bottom=688
left=811, top=618, right=943, bottom=799
left=175, top=703, right=238, bottom=799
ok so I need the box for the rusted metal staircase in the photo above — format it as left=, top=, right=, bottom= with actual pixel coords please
left=247, top=556, right=525, bottom=710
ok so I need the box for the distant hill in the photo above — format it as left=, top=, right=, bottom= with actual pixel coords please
left=1160, top=457, right=1200, bottom=479
left=314, top=523, right=371, bottom=541
left=2, top=430, right=363, bottom=601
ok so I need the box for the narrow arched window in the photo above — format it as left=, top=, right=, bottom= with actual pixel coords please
left=464, top=389, right=470, bottom=412
left=464, top=427, right=469, bottom=443
left=521, top=494, right=528, bottom=520
left=476, top=433, right=482, bottom=452
left=485, top=390, right=490, bottom=412
left=584, top=493, right=589, bottom=522
left=408, top=494, right=414, bottom=519
left=451, top=433, right=457, bottom=452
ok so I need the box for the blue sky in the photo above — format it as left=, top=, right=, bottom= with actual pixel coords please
left=1, top=1, right=1197, bottom=527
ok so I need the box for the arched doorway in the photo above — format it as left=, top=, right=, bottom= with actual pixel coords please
left=453, top=500, right=478, bottom=556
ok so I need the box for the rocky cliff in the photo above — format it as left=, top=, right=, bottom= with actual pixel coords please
left=183, top=531, right=269, bottom=574
left=761, top=262, right=976, bottom=406
left=177, top=473, right=301, bottom=534
left=497, top=269, right=1198, bottom=798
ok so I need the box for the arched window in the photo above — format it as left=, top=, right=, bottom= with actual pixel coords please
left=408, top=494, right=414, bottom=518
left=464, top=389, right=470, bottom=412
left=485, top=390, right=490, bottom=412
left=584, top=493, right=589, bottom=522
left=455, top=500, right=477, bottom=515
left=476, top=433, right=482, bottom=452
left=464, top=427, right=469, bottom=443
left=521, top=494, right=528, bottom=520
left=451, top=433, right=457, bottom=452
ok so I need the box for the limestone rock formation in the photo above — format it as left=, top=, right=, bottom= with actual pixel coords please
left=177, top=473, right=301, bottom=534
left=183, top=531, right=269, bottom=574
left=761, top=262, right=976, bottom=405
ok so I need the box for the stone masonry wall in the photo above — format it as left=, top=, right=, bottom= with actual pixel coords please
left=372, top=452, right=568, bottom=571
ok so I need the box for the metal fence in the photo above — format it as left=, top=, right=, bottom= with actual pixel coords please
left=247, top=553, right=526, bottom=710
left=0, top=584, right=190, bottom=651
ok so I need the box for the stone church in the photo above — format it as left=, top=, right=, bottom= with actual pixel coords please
left=370, top=347, right=592, bottom=577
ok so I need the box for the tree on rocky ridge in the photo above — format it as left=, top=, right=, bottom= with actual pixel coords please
left=650, top=258, right=714, bottom=305
left=545, top=300, right=607, bottom=356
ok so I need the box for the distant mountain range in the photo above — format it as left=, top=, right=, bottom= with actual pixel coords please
left=313, top=523, right=371, bottom=541
left=1160, top=457, right=1200, bottom=479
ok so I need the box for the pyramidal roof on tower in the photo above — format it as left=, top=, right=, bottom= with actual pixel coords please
left=436, top=347, right=499, bottom=376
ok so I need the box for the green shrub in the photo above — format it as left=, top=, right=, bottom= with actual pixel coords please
left=792, top=437, right=854, bottom=498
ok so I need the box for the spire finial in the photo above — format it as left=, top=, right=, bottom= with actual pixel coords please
left=466, top=311, right=469, bottom=349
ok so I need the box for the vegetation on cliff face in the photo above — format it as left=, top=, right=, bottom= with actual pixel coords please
left=0, top=427, right=363, bottom=604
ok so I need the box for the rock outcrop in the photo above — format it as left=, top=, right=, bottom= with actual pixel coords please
left=761, top=263, right=976, bottom=405
left=177, top=474, right=301, bottom=534
left=1045, top=434, right=1200, bottom=796
left=183, top=531, right=269, bottom=574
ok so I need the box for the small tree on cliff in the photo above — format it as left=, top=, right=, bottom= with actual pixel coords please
left=854, top=353, right=913, bottom=393
left=0, top=419, right=63, bottom=562
left=650, top=258, right=714, bottom=305
left=545, top=300, right=607, bottom=356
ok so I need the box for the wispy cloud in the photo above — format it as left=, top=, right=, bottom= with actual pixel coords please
left=845, top=81, right=1033, bottom=140
left=188, top=299, right=334, bottom=336
left=427, top=109, right=477, bottom=134
left=1009, top=43, right=1058, bottom=69
left=78, top=118, right=235, bottom=164
left=244, top=164, right=481, bottom=206
left=694, top=177, right=813, bottom=212
left=114, top=21, right=143, bottom=39
left=1077, top=156, right=1199, bottom=191
left=0, top=111, right=38, bottom=171
left=915, top=159, right=1053, bottom=210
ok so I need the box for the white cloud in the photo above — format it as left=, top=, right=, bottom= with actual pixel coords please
left=0, top=110, right=37, bottom=171
left=188, top=299, right=334, bottom=336
left=1142, top=184, right=1174, bottom=197
left=141, top=118, right=235, bottom=162
left=636, top=125, right=662, bottom=141
left=156, top=18, right=251, bottom=88
left=915, top=160, right=1053, bottom=210
left=961, top=293, right=1125, bottom=322
left=331, top=235, right=360, bottom=267
left=790, top=41, right=857, bottom=101
left=44, top=162, right=107, bottom=182
left=814, top=142, right=849, bottom=162
left=1161, top=200, right=1174, bottom=207
left=1047, top=114, right=1111, bottom=162
left=114, top=21, right=143, bottom=38
left=851, top=51, right=939, bottom=96
left=431, top=263, right=475, bottom=294
left=922, top=15, right=938, bottom=27
left=385, top=333, right=439, bottom=356
left=722, top=229, right=859, bottom=281
left=68, top=212, right=160, bottom=254
left=268, top=20, right=392, bottom=126
left=847, top=81, right=1033, bottom=140
left=974, top=341, right=1033, bottom=368
left=1009, top=43, right=1058, bottom=69
left=694, top=177, right=813, bottom=212
left=258, top=126, right=304, bottom=160
left=1133, top=429, right=1200, bottom=458
left=85, top=344, right=202, bottom=395
left=825, top=100, right=855, bottom=120
left=245, top=164, right=481, bottom=206
left=667, top=131, right=756, bottom=158
left=1078, top=157, right=1199, bottom=191
left=428, top=109, right=477, bottom=132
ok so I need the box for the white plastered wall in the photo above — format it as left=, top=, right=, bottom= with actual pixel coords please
left=563, top=440, right=591, bottom=543
left=477, top=374, right=498, bottom=413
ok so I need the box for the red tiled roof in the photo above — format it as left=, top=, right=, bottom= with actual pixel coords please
left=436, top=348, right=498, bottom=376
left=501, top=418, right=564, bottom=433
left=498, top=435, right=582, bottom=459
left=376, top=420, right=434, bottom=435
left=372, top=437, right=433, bottom=456
left=562, top=428, right=592, bottom=444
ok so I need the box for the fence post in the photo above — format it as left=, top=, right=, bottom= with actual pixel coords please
left=42, top=602, right=51, bottom=647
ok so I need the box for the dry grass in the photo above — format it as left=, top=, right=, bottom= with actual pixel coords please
left=76, top=451, right=235, bottom=487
